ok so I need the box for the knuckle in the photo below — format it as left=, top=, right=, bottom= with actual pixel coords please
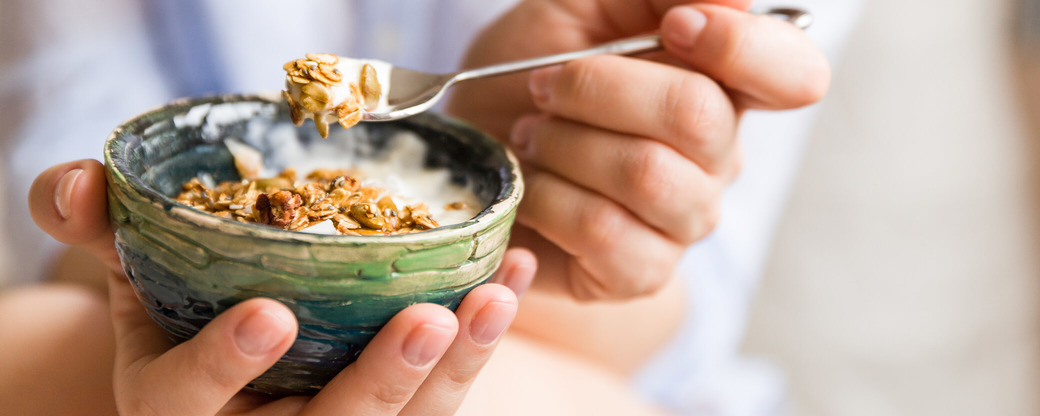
left=691, top=200, right=722, bottom=242
left=191, top=358, right=239, bottom=395
left=640, top=248, right=685, bottom=295
left=624, top=143, right=680, bottom=209
left=566, top=236, right=683, bottom=300
left=565, top=260, right=607, bottom=301
left=637, top=271, right=672, bottom=296
left=576, top=253, right=670, bottom=301
left=567, top=258, right=642, bottom=301
left=602, top=273, right=642, bottom=299
left=613, top=273, right=657, bottom=299
left=577, top=199, right=626, bottom=254
left=663, top=76, right=724, bottom=149
left=636, top=250, right=681, bottom=296
left=442, top=366, right=478, bottom=390
left=610, top=257, right=674, bottom=299
left=661, top=177, right=723, bottom=245
left=368, top=381, right=414, bottom=411
left=560, top=56, right=613, bottom=105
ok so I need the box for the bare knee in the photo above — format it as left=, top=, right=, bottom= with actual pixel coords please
left=0, top=284, right=117, bottom=416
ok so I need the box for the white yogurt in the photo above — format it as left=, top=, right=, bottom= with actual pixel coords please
left=329, top=58, right=391, bottom=111
left=243, top=128, right=481, bottom=233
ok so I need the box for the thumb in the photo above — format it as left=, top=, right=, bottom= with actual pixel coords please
left=28, top=159, right=122, bottom=273
left=114, top=297, right=297, bottom=415
left=660, top=4, right=830, bottom=109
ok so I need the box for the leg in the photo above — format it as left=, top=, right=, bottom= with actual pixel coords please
left=457, top=331, right=669, bottom=416
left=0, top=283, right=117, bottom=416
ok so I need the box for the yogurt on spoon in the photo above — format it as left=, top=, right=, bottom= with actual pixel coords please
left=282, top=53, right=391, bottom=137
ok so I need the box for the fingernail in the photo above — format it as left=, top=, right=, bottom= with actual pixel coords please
left=402, top=323, right=455, bottom=367
left=529, top=65, right=562, bottom=103
left=234, top=309, right=294, bottom=357
left=665, top=7, right=707, bottom=52
left=509, top=116, right=538, bottom=154
left=54, top=169, right=83, bottom=220
left=469, top=301, right=516, bottom=346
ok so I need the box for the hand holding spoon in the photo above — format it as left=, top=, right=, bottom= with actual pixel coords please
left=283, top=7, right=813, bottom=137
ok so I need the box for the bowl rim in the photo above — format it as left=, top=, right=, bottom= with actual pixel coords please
left=104, top=93, right=523, bottom=245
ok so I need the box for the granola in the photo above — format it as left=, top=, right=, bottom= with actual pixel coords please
left=282, top=53, right=388, bottom=138
left=174, top=168, right=448, bottom=235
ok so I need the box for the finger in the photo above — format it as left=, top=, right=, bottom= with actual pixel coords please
left=552, top=0, right=751, bottom=39
left=108, top=271, right=172, bottom=374
left=301, top=304, right=458, bottom=415
left=400, top=283, right=522, bottom=415
left=660, top=4, right=831, bottom=109
left=28, top=159, right=121, bottom=273
left=112, top=295, right=296, bottom=416
left=230, top=395, right=309, bottom=416
left=527, top=55, right=739, bottom=174
left=511, top=115, right=727, bottom=244
left=490, top=247, right=538, bottom=299
left=517, top=169, right=686, bottom=300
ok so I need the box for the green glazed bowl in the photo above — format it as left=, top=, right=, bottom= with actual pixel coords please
left=103, top=94, right=522, bottom=396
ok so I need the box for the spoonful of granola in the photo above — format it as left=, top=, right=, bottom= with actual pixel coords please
left=282, top=53, right=389, bottom=138
left=283, top=7, right=813, bottom=138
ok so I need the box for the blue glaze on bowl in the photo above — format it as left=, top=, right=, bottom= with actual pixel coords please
left=104, top=95, right=522, bottom=396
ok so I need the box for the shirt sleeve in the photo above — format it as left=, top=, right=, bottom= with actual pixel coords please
left=0, top=0, right=175, bottom=285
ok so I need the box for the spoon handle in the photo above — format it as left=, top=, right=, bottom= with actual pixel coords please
left=450, top=7, right=812, bottom=84
left=452, top=34, right=661, bottom=82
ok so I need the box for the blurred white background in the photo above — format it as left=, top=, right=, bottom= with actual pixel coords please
left=743, top=0, right=1040, bottom=414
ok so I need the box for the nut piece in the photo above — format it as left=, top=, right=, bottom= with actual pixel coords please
left=360, top=63, right=381, bottom=111
left=408, top=203, right=439, bottom=230
left=256, top=191, right=303, bottom=228
left=350, top=202, right=386, bottom=230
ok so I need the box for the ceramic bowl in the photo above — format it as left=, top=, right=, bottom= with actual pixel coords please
left=104, top=94, right=522, bottom=396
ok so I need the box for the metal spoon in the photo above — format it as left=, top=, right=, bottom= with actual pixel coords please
left=361, top=7, right=812, bottom=122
